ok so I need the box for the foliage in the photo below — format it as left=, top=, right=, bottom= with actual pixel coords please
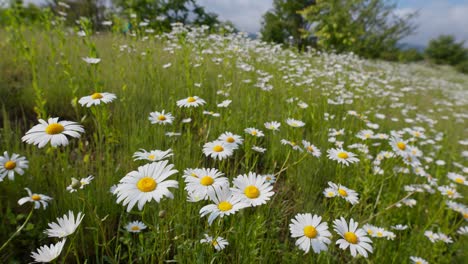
left=455, top=60, right=468, bottom=75
left=299, top=0, right=417, bottom=59
left=425, top=35, right=467, bottom=66
left=398, top=48, right=424, bottom=63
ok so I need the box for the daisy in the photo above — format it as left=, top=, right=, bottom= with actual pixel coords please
left=286, top=118, right=305, bottom=128
left=289, top=213, right=332, bottom=254
left=448, top=172, right=467, bottom=186
left=82, top=57, right=101, bottom=64
left=31, top=240, right=66, bottom=263
left=252, top=146, right=266, bottom=153
left=18, top=188, right=52, bottom=209
left=182, top=118, right=192, bottom=123
left=356, top=130, right=374, bottom=140
left=323, top=182, right=359, bottom=205
left=0, top=151, right=29, bottom=181
left=333, top=217, right=373, bottom=258
left=199, top=185, right=248, bottom=225
left=327, top=148, right=359, bottom=166
left=389, top=136, right=409, bottom=156
left=185, top=168, right=228, bottom=200
left=66, top=175, right=94, bottom=193
left=176, top=96, right=206, bottom=108
left=200, top=234, right=229, bottom=251
left=302, top=140, right=321, bottom=157
left=202, top=141, right=234, bottom=160
left=125, top=220, right=147, bottom=233
left=22, top=117, right=84, bottom=148
left=149, top=110, right=174, bottom=125
left=133, top=148, right=173, bottom=162
left=457, top=226, right=468, bottom=235
left=438, top=186, right=462, bottom=199
left=410, top=256, right=428, bottom=264
left=232, top=172, right=274, bottom=207
left=262, top=174, right=276, bottom=184
left=218, top=132, right=243, bottom=149
left=424, top=231, right=439, bottom=243
left=203, top=110, right=220, bottom=117
left=114, top=160, right=179, bottom=212
left=391, top=224, right=408, bottom=230
left=78, top=92, right=116, bottom=107
left=217, top=99, right=232, bottom=108
left=245, top=127, right=264, bottom=137
left=264, top=121, right=280, bottom=131
left=44, top=211, right=85, bottom=238
left=281, top=139, right=303, bottom=152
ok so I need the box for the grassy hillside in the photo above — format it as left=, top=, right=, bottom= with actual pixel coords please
left=0, top=22, right=467, bottom=263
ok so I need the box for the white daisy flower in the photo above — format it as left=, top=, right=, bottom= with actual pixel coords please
left=31, top=239, right=66, bottom=263
left=438, top=186, right=462, bottom=199
left=252, top=146, right=266, bottom=153
left=182, top=118, right=192, bottom=123
left=125, top=220, right=147, bottom=233
left=410, top=256, right=429, bottom=264
left=264, top=121, right=281, bottom=131
left=356, top=129, right=374, bottom=140
left=82, top=57, right=101, bottom=64
left=389, top=136, right=409, bottom=156
left=0, top=151, right=28, bottom=181
left=333, top=217, right=373, bottom=258
left=78, top=92, right=116, bottom=107
left=218, top=132, right=243, bottom=149
left=244, top=127, right=264, bottom=137
left=199, top=185, right=248, bottom=225
left=22, top=117, right=84, bottom=148
left=44, top=211, right=85, bottom=238
left=66, top=175, right=94, bottom=193
left=448, top=172, right=467, bottom=186
left=185, top=168, right=228, bottom=200
left=149, top=110, right=174, bottom=125
left=302, top=140, right=321, bottom=157
left=281, top=139, right=303, bottom=152
left=286, top=118, right=305, bottom=128
left=424, top=231, right=440, bottom=243
left=391, top=224, right=408, bottom=230
left=289, top=213, right=332, bottom=254
left=327, top=148, right=359, bottom=166
left=231, top=172, right=274, bottom=207
left=176, top=96, right=206, bottom=108
left=323, top=182, right=359, bottom=205
left=133, top=148, right=173, bottom=162
left=200, top=234, right=229, bottom=251
left=203, top=110, right=220, bottom=117
left=217, top=100, right=232, bottom=108
left=18, top=188, right=52, bottom=209
left=457, top=226, right=468, bottom=235
left=202, top=141, right=234, bottom=160
left=114, top=160, right=179, bottom=212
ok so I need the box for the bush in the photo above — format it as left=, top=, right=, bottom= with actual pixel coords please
left=425, top=35, right=466, bottom=65
left=456, top=60, right=468, bottom=74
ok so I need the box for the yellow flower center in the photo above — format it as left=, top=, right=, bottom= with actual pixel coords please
left=307, top=146, right=314, bottom=152
left=337, top=152, right=349, bottom=159
left=327, top=191, right=335, bottom=197
left=265, top=176, right=271, bottom=181
left=200, top=176, right=214, bottom=186
left=344, top=232, right=358, bottom=244
left=244, top=185, right=260, bottom=199
left=131, top=226, right=140, bottom=231
left=45, top=123, right=65, bottom=135
left=376, top=232, right=383, bottom=237
left=303, top=225, right=318, bottom=238
left=218, top=201, right=233, bottom=211
left=212, top=145, right=224, bottom=152
left=397, top=142, right=406, bottom=150
left=148, top=154, right=155, bottom=160
left=158, top=115, right=166, bottom=121
left=251, top=131, right=257, bottom=136
left=137, top=177, right=157, bottom=192
left=212, top=240, right=218, bottom=246
left=338, top=188, right=348, bottom=197
left=226, top=137, right=235, bottom=143
left=455, top=178, right=464, bottom=184
left=464, top=213, right=468, bottom=219
left=4, top=160, right=16, bottom=170
left=367, top=229, right=374, bottom=235
left=31, top=194, right=41, bottom=201
left=91, top=92, right=103, bottom=99
left=365, top=134, right=371, bottom=138
left=447, top=190, right=454, bottom=196
left=416, top=261, right=422, bottom=264
left=187, top=97, right=196, bottom=103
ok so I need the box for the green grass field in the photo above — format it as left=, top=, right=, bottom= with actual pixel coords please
left=0, top=20, right=467, bottom=263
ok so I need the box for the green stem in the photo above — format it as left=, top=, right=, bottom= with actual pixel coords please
left=0, top=207, right=34, bottom=253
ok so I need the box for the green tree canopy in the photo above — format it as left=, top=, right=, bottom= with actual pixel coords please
left=425, top=35, right=467, bottom=66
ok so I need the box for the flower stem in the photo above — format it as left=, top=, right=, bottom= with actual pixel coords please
left=0, top=207, right=34, bottom=253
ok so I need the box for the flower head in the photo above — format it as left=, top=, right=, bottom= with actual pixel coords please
left=22, top=118, right=84, bottom=148
left=78, top=92, right=116, bottom=107
left=0, top=151, right=28, bottom=181
left=289, top=213, right=332, bottom=254
left=18, top=188, right=52, bottom=209
left=44, top=211, right=85, bottom=238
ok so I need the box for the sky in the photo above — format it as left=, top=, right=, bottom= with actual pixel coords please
left=23, top=0, right=468, bottom=47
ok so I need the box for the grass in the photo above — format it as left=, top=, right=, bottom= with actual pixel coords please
left=0, top=19, right=467, bottom=264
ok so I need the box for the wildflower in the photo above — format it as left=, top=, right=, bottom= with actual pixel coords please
left=389, top=136, right=409, bottom=156
left=410, top=256, right=428, bottom=264
left=82, top=57, right=101, bottom=64
left=200, top=234, right=229, bottom=251
left=323, top=182, right=359, bottom=205
left=176, top=96, right=206, bottom=108
left=18, top=188, right=52, bottom=209
left=22, top=117, right=84, bottom=148
left=232, top=172, right=274, bottom=207
left=245, top=127, right=264, bottom=137
left=218, top=132, right=243, bottom=149
left=391, top=224, right=408, bottom=230
left=78, top=92, right=116, bottom=107
left=125, top=221, right=147, bottom=233
left=438, top=186, right=462, bottom=199
left=289, top=213, right=331, bottom=254
left=44, top=211, right=85, bottom=238
left=0, top=151, right=28, bottom=181
left=185, top=168, right=228, bottom=200
left=333, top=217, right=373, bottom=258
left=149, top=110, right=174, bottom=125
left=356, top=130, right=374, bottom=140
left=457, top=226, right=468, bottom=235
left=262, top=174, right=276, bottom=184
left=217, top=100, right=232, bottom=108
left=133, top=148, right=173, bottom=162
left=199, top=185, right=248, bottom=225
left=31, top=240, right=66, bottom=263
left=281, top=139, right=303, bottom=152
left=424, top=231, right=439, bottom=243
left=252, top=146, right=266, bottom=153
left=327, top=148, right=359, bottom=166
left=264, top=121, right=281, bottom=131
left=114, top=161, right=178, bottom=212
left=448, top=172, right=467, bottom=186
left=203, top=141, right=234, bottom=160
left=286, top=118, right=305, bottom=128
left=203, top=110, right=220, bottom=117
left=302, top=140, right=321, bottom=157
left=66, top=175, right=94, bottom=193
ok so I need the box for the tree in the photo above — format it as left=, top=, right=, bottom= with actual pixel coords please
left=299, top=0, right=417, bottom=59
left=425, top=35, right=466, bottom=66
left=260, top=0, right=315, bottom=49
